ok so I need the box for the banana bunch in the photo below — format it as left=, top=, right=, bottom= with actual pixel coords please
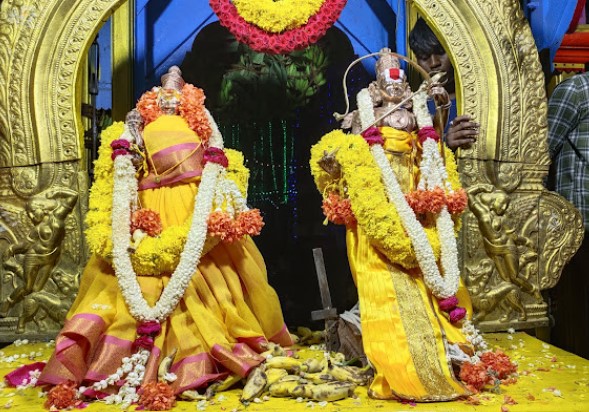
left=265, top=356, right=302, bottom=374
left=296, top=327, right=325, bottom=345
left=240, top=365, right=268, bottom=402
left=260, top=342, right=288, bottom=358
left=157, top=348, right=178, bottom=382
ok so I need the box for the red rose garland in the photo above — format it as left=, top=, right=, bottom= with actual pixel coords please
left=209, top=0, right=348, bottom=54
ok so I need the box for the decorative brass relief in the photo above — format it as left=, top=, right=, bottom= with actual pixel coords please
left=0, top=0, right=123, bottom=341
left=410, top=0, right=583, bottom=331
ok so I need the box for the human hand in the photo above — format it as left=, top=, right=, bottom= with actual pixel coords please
left=445, top=115, right=479, bottom=150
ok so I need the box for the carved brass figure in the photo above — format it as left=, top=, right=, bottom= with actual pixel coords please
left=465, top=258, right=526, bottom=322
left=0, top=188, right=78, bottom=324
left=20, top=269, right=79, bottom=333
left=467, top=184, right=540, bottom=306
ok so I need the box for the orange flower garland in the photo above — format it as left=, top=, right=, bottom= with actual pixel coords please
left=136, top=84, right=212, bottom=143
left=322, top=192, right=356, bottom=226
left=130, top=209, right=163, bottom=237
left=207, top=209, right=264, bottom=242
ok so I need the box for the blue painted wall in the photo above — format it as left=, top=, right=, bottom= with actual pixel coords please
left=133, top=1, right=402, bottom=96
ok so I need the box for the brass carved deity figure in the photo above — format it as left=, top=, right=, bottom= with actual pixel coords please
left=1, top=187, right=78, bottom=332
left=467, top=184, right=540, bottom=321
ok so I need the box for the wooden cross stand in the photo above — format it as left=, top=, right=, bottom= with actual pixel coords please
left=311, top=248, right=339, bottom=351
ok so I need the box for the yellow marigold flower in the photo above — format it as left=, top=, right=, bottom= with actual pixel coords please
left=233, top=0, right=324, bottom=33
left=310, top=129, right=463, bottom=269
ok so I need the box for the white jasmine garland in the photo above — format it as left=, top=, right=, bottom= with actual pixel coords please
left=357, top=87, right=460, bottom=299
left=104, top=106, right=248, bottom=405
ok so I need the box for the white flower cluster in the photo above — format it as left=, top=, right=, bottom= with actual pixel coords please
left=412, top=86, right=433, bottom=128
left=16, top=369, right=41, bottom=391
left=461, top=320, right=489, bottom=360
left=357, top=87, right=459, bottom=299
left=213, top=173, right=248, bottom=216
left=82, top=349, right=150, bottom=408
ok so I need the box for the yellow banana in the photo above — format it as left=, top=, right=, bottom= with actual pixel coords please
left=329, top=352, right=346, bottom=365
left=265, top=368, right=289, bottom=387
left=291, top=383, right=314, bottom=399
left=305, top=331, right=325, bottom=345
left=301, top=358, right=323, bottom=373
left=268, top=379, right=300, bottom=397
left=157, top=348, right=178, bottom=382
left=260, top=342, right=287, bottom=358
left=310, top=381, right=356, bottom=402
left=328, top=362, right=366, bottom=385
left=265, top=356, right=301, bottom=373
left=299, top=372, right=337, bottom=384
left=217, top=373, right=243, bottom=392
left=240, top=366, right=268, bottom=402
left=179, top=390, right=206, bottom=401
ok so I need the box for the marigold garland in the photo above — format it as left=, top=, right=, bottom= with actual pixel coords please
left=310, top=129, right=463, bottom=269
left=136, top=83, right=212, bottom=143
left=86, top=123, right=250, bottom=275
left=322, top=192, right=356, bottom=226
left=210, top=0, right=347, bottom=54
left=233, top=0, right=324, bottom=33
left=130, top=209, right=163, bottom=237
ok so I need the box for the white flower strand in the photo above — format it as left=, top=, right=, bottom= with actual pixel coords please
left=357, top=89, right=374, bottom=130
left=113, top=157, right=221, bottom=322
left=105, top=109, right=243, bottom=406
left=357, top=87, right=459, bottom=299
left=461, top=320, right=489, bottom=360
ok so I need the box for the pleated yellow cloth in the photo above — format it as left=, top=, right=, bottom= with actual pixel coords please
left=346, top=127, right=472, bottom=401
left=38, top=115, right=291, bottom=394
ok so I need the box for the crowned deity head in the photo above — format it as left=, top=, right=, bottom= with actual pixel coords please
left=157, top=66, right=185, bottom=114
left=375, top=48, right=412, bottom=105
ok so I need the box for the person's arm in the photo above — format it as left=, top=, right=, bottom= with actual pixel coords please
left=547, top=78, right=581, bottom=159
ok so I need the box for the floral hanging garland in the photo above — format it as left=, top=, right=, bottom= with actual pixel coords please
left=209, top=0, right=347, bottom=54
left=311, top=86, right=466, bottom=321
left=85, top=123, right=251, bottom=275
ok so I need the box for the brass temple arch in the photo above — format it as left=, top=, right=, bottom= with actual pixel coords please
left=409, top=0, right=583, bottom=331
left=0, top=0, right=583, bottom=339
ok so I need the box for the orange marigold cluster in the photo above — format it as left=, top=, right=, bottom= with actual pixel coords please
left=322, top=192, right=356, bottom=226
left=138, top=382, right=176, bottom=411
left=44, top=380, right=83, bottom=410
left=136, top=84, right=212, bottom=143
left=446, top=188, right=468, bottom=215
left=480, top=350, right=517, bottom=380
left=130, top=208, right=164, bottom=237
left=459, top=350, right=517, bottom=392
left=236, top=209, right=265, bottom=237
left=406, top=188, right=468, bottom=216
left=405, top=188, right=446, bottom=215
left=178, top=84, right=212, bottom=143
left=136, top=90, right=162, bottom=125
left=208, top=209, right=264, bottom=242
left=459, top=361, right=491, bottom=391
